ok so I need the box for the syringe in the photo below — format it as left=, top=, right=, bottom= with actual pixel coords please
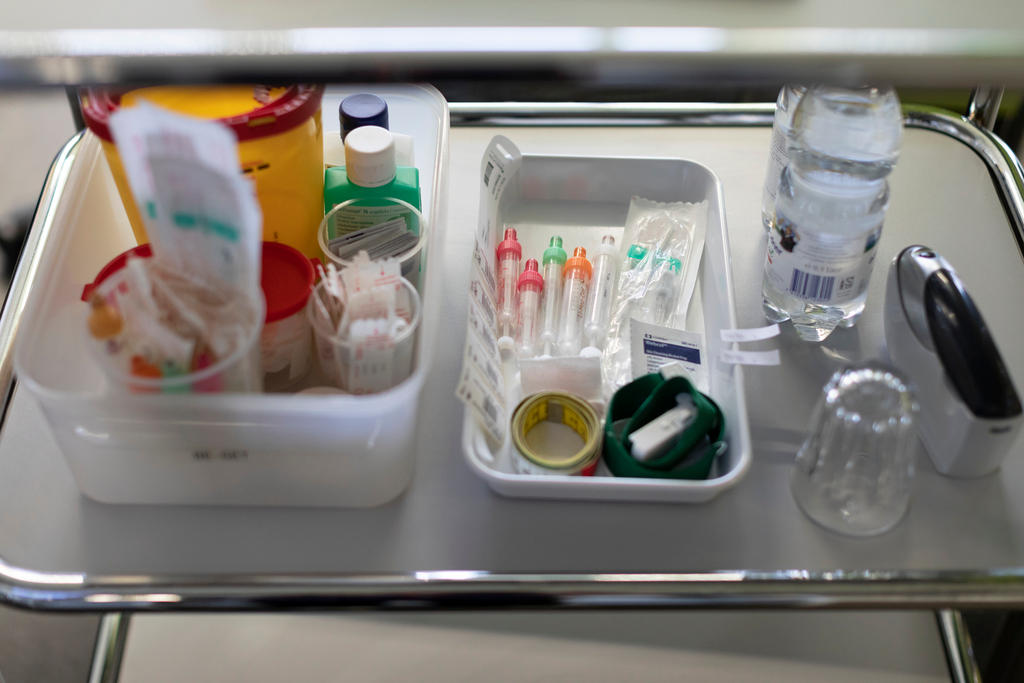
left=641, top=255, right=682, bottom=325
left=495, top=226, right=522, bottom=341
left=515, top=259, right=544, bottom=358
left=556, top=247, right=592, bottom=356
left=538, top=236, right=566, bottom=355
left=582, top=235, right=618, bottom=350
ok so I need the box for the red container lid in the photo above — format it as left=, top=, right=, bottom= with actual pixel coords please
left=82, top=242, right=314, bottom=325
left=80, top=84, right=325, bottom=144
left=81, top=243, right=153, bottom=301
left=262, top=242, right=316, bottom=323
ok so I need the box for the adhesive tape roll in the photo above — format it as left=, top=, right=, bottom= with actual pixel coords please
left=510, top=391, right=601, bottom=476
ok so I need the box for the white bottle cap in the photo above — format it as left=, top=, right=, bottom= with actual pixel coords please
left=344, top=125, right=396, bottom=188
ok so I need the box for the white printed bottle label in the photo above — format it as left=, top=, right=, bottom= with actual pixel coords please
left=329, top=204, right=418, bottom=238
left=765, top=212, right=881, bottom=305
left=763, top=126, right=788, bottom=206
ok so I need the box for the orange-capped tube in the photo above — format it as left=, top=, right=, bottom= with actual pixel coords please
left=556, top=247, right=592, bottom=356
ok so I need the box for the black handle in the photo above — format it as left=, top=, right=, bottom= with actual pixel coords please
left=925, top=269, right=1022, bottom=419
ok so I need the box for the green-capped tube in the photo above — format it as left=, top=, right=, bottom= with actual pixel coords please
left=543, top=235, right=567, bottom=266
left=539, top=235, right=567, bottom=355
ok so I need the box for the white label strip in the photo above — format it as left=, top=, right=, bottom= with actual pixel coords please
left=719, top=324, right=780, bottom=343
left=630, top=320, right=707, bottom=392
left=719, top=349, right=781, bottom=366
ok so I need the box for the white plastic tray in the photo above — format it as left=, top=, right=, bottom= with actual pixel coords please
left=13, top=84, right=449, bottom=507
left=462, top=147, right=751, bottom=503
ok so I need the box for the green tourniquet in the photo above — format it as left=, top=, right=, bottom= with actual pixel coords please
left=604, top=373, right=727, bottom=480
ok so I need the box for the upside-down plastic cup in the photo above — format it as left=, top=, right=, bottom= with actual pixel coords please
left=307, top=276, right=421, bottom=395
left=318, top=197, right=426, bottom=290
left=87, top=267, right=264, bottom=394
left=790, top=363, right=919, bottom=537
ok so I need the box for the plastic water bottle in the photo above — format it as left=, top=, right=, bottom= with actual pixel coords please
left=761, top=86, right=903, bottom=342
left=761, top=85, right=806, bottom=231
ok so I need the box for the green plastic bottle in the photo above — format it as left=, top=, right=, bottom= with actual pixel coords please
left=323, top=125, right=421, bottom=241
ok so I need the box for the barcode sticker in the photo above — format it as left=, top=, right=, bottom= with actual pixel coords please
left=477, top=136, right=522, bottom=243
left=471, top=243, right=498, bottom=308
left=764, top=218, right=879, bottom=307
left=464, top=325, right=503, bottom=395
left=467, top=297, right=499, bottom=353
left=456, top=363, right=506, bottom=444
left=789, top=269, right=835, bottom=302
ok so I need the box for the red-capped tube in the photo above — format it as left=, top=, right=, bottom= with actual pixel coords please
left=495, top=227, right=522, bottom=339
left=516, top=259, right=544, bottom=357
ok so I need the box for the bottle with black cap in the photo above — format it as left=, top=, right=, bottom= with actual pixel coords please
left=324, top=93, right=416, bottom=168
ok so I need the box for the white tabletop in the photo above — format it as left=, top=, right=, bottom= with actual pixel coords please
left=0, top=117, right=1022, bottom=603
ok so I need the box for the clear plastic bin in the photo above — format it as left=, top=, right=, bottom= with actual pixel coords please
left=462, top=149, right=752, bottom=503
left=14, top=85, right=449, bottom=507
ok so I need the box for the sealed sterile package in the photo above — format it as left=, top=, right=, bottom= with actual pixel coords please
left=602, top=197, right=707, bottom=393
left=91, top=103, right=266, bottom=392
left=109, top=102, right=262, bottom=295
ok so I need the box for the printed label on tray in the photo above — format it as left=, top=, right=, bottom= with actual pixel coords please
left=630, top=319, right=707, bottom=392
left=466, top=298, right=501, bottom=363
left=464, top=324, right=504, bottom=396
left=477, top=136, right=523, bottom=244
left=456, top=363, right=506, bottom=444
left=472, top=240, right=498, bottom=300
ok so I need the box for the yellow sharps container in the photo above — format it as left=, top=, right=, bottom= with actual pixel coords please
left=81, top=85, right=325, bottom=258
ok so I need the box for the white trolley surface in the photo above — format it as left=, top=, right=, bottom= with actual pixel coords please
left=1, top=111, right=1024, bottom=608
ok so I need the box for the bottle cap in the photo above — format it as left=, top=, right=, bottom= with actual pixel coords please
left=496, top=227, right=522, bottom=261
left=339, top=93, right=389, bottom=140
left=517, top=258, right=544, bottom=292
left=261, top=242, right=315, bottom=323
left=565, top=247, right=593, bottom=280
left=344, top=126, right=396, bottom=188
left=542, top=235, right=567, bottom=266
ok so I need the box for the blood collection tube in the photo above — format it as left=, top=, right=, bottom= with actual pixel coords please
left=538, top=236, right=566, bottom=355
left=495, top=227, right=522, bottom=340
left=515, top=259, right=544, bottom=358
left=583, top=235, right=618, bottom=350
left=556, top=247, right=592, bottom=356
